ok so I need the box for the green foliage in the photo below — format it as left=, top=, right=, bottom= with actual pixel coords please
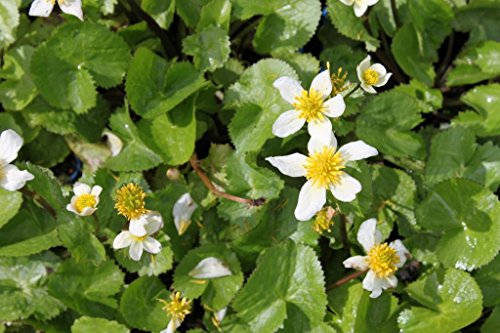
left=0, top=188, right=23, bottom=229
left=71, top=317, right=129, bottom=333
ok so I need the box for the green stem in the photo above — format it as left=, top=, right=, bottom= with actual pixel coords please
left=390, top=0, right=401, bottom=29
left=92, top=214, right=100, bottom=235
left=345, top=83, right=361, bottom=98
left=20, top=188, right=57, bottom=218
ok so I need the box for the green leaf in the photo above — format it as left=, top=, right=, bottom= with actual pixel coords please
left=0, top=252, right=64, bottom=321
left=0, top=188, right=22, bottom=230
left=272, top=49, right=320, bottom=87
left=104, top=106, right=162, bottom=171
left=0, top=0, right=19, bottom=49
left=475, top=255, right=500, bottom=307
left=329, top=282, right=399, bottom=333
left=198, top=0, right=232, bottom=31
left=31, top=21, right=130, bottom=113
left=416, top=178, right=500, bottom=271
left=453, top=84, right=500, bottom=137
left=481, top=305, right=500, bottom=333
left=71, top=317, right=129, bottom=333
left=326, top=0, right=380, bottom=51
left=23, top=163, right=65, bottom=209
left=21, top=129, right=70, bottom=168
left=137, top=95, right=197, bottom=166
left=48, top=259, right=124, bottom=318
left=226, top=59, right=298, bottom=153
left=454, top=0, right=500, bottom=43
left=141, top=0, right=175, bottom=29
left=355, top=90, right=424, bottom=158
left=232, top=241, right=327, bottom=333
left=126, top=47, right=206, bottom=118
left=398, top=269, right=483, bottom=333
left=183, top=26, right=230, bottom=72
left=173, top=244, right=243, bottom=310
left=394, top=80, right=443, bottom=114
left=425, top=126, right=500, bottom=190
left=447, top=41, right=500, bottom=86
left=176, top=0, right=211, bottom=28
left=0, top=45, right=38, bottom=111
left=119, top=276, right=169, bottom=332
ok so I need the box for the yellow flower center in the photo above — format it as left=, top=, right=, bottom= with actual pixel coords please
left=312, top=207, right=335, bottom=233
left=363, top=69, right=379, bottom=86
left=114, top=183, right=147, bottom=220
left=158, top=292, right=191, bottom=322
left=132, top=234, right=147, bottom=242
left=292, top=89, right=325, bottom=122
left=304, top=146, right=345, bottom=188
left=367, top=243, right=400, bottom=278
left=74, top=194, right=96, bottom=213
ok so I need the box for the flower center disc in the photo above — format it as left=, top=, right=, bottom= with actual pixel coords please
left=363, top=69, right=379, bottom=85
left=114, top=183, right=147, bottom=220
left=367, top=243, right=400, bottom=278
left=293, top=89, right=325, bottom=122
left=162, top=292, right=191, bottom=322
left=74, top=194, right=96, bottom=213
left=304, top=146, right=345, bottom=188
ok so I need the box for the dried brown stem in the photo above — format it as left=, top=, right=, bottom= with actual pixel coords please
left=189, top=154, right=265, bottom=207
left=20, top=188, right=57, bottom=218
left=327, top=270, right=367, bottom=291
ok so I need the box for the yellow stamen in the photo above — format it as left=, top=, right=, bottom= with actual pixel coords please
left=363, top=68, right=379, bottom=86
left=331, top=67, right=349, bottom=96
left=367, top=243, right=400, bottom=278
left=132, top=234, right=147, bottom=242
left=293, top=89, right=325, bottom=122
left=114, top=183, right=147, bottom=220
left=158, top=292, right=191, bottom=322
left=312, top=206, right=335, bottom=233
left=304, top=146, right=345, bottom=188
left=178, top=220, right=191, bottom=235
left=74, top=194, right=96, bottom=213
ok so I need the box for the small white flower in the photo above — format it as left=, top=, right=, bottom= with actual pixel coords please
left=102, top=130, right=123, bottom=157
left=357, top=55, right=392, bottom=94
left=129, top=211, right=164, bottom=237
left=343, top=219, right=410, bottom=298
left=29, top=0, right=83, bottom=21
left=266, top=131, right=377, bottom=221
left=272, top=69, right=346, bottom=139
left=339, top=0, right=379, bottom=17
left=0, top=130, right=34, bottom=192
left=212, top=307, right=227, bottom=328
left=112, top=214, right=162, bottom=261
left=173, top=193, right=198, bottom=236
left=189, top=257, right=232, bottom=279
left=66, top=182, right=102, bottom=216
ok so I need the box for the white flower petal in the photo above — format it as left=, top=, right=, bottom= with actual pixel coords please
left=294, top=180, right=326, bottom=221
left=307, top=118, right=332, bottom=141
left=357, top=218, right=383, bottom=253
left=176, top=220, right=192, bottom=236
left=272, top=110, right=305, bottom=138
left=102, top=130, right=123, bottom=157
left=91, top=185, right=103, bottom=197
left=130, top=215, right=148, bottom=237
left=310, top=69, right=332, bottom=99
left=307, top=131, right=337, bottom=154
left=73, top=182, right=91, bottom=196
left=173, top=193, right=197, bottom=230
left=0, top=129, right=23, bottom=165
left=215, top=308, right=227, bottom=323
left=273, top=76, right=304, bottom=105
left=189, top=257, right=232, bottom=279
left=382, top=274, right=398, bottom=289
left=79, top=206, right=96, bottom=216
left=354, top=2, right=368, bottom=16
left=164, top=318, right=181, bottom=333
left=0, top=164, right=34, bottom=191
left=390, top=239, right=410, bottom=267
left=374, top=73, right=392, bottom=87
left=265, top=153, right=307, bottom=177
left=143, top=237, right=162, bottom=254
left=369, top=63, right=387, bottom=77
left=129, top=241, right=144, bottom=261
left=339, top=0, right=355, bottom=5
left=323, top=95, right=346, bottom=118
left=338, top=141, right=378, bottom=162
left=357, top=56, right=371, bottom=82
left=58, top=0, right=83, bottom=20
left=329, top=173, right=362, bottom=202
left=144, top=211, right=163, bottom=235
left=361, top=83, right=377, bottom=94
left=343, top=255, right=369, bottom=271
left=363, top=270, right=384, bottom=298
left=113, top=231, right=133, bottom=249
left=66, top=203, right=78, bottom=214
left=28, top=0, right=54, bottom=17
left=366, top=0, right=379, bottom=5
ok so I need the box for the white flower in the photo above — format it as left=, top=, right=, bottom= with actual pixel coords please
left=112, top=214, right=162, bottom=261
left=189, top=257, right=232, bottom=279
left=173, top=193, right=198, bottom=235
left=66, top=182, right=102, bottom=216
left=212, top=307, right=227, bottom=328
left=0, top=129, right=34, bottom=192
left=129, top=211, right=164, bottom=237
left=266, top=131, right=377, bottom=221
left=29, top=0, right=83, bottom=21
left=357, top=55, right=392, bottom=94
left=339, top=0, right=379, bottom=17
left=343, top=219, right=410, bottom=298
left=102, top=130, right=123, bottom=157
left=272, top=69, right=346, bottom=139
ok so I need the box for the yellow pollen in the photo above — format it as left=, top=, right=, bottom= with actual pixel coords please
left=331, top=67, right=349, bottom=96
left=114, top=183, right=147, bottom=220
left=304, top=146, right=345, bottom=188
left=312, top=207, right=335, bottom=233
left=292, top=89, right=325, bottom=122
left=367, top=243, right=400, bottom=278
left=132, top=234, right=147, bottom=242
left=158, top=292, right=191, bottom=322
left=74, top=194, right=96, bottom=213
left=363, top=68, right=379, bottom=86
